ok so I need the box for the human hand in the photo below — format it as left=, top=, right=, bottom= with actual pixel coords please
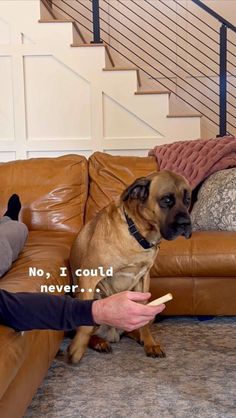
left=92, top=291, right=165, bottom=331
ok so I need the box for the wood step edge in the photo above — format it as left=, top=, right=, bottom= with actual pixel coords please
left=71, top=43, right=105, bottom=47
left=135, top=90, right=171, bottom=96
left=167, top=113, right=202, bottom=118
left=103, top=66, right=139, bottom=71
left=38, top=18, right=74, bottom=23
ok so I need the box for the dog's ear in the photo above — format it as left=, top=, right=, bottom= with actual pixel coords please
left=122, top=177, right=151, bottom=201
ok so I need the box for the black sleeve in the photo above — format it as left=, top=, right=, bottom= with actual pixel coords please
left=0, top=289, right=96, bottom=331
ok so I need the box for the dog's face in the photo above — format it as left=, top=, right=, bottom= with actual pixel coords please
left=122, top=170, right=192, bottom=241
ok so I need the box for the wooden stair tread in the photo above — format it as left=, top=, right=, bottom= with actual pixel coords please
left=135, top=90, right=170, bottom=95
left=167, top=113, right=202, bottom=118
left=71, top=43, right=104, bottom=47
left=38, top=19, right=74, bottom=23
left=103, top=66, right=139, bottom=71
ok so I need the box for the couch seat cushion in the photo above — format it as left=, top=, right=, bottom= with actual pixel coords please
left=0, top=231, right=74, bottom=292
left=151, top=231, right=236, bottom=278
left=0, top=231, right=74, bottom=399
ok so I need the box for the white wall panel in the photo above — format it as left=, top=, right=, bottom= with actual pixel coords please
left=103, top=94, right=162, bottom=140
left=27, top=150, right=92, bottom=158
left=22, top=34, right=35, bottom=45
left=24, top=55, right=91, bottom=141
left=0, top=17, right=10, bottom=44
left=104, top=149, right=149, bottom=157
left=0, top=151, right=16, bottom=162
left=0, top=56, right=14, bottom=139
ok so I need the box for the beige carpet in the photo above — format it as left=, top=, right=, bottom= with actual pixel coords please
left=25, top=317, right=236, bottom=418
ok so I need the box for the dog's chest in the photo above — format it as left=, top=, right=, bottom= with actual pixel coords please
left=97, top=267, right=147, bottom=295
left=97, top=250, right=156, bottom=296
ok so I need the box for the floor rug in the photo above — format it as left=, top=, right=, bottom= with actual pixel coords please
left=25, top=317, right=236, bottom=418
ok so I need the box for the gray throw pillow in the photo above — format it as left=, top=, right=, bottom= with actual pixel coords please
left=191, top=168, right=236, bottom=231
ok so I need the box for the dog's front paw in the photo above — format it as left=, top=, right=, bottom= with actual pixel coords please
left=89, top=335, right=112, bottom=353
left=67, top=341, right=85, bottom=364
left=144, top=344, right=166, bottom=358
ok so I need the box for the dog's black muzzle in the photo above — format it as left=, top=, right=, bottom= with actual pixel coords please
left=175, top=213, right=192, bottom=239
left=161, top=212, right=192, bottom=241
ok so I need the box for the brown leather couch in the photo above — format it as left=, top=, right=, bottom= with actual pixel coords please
left=0, top=152, right=235, bottom=417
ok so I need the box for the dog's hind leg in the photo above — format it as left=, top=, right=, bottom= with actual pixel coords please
left=125, top=326, right=166, bottom=358
left=125, top=325, right=165, bottom=357
left=140, top=325, right=166, bottom=358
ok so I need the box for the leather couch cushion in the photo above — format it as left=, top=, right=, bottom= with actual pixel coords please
left=151, top=231, right=236, bottom=278
left=0, top=328, right=63, bottom=418
left=86, top=152, right=158, bottom=222
left=0, top=230, right=74, bottom=399
left=150, top=276, right=236, bottom=315
left=0, top=231, right=74, bottom=293
left=0, top=155, right=88, bottom=233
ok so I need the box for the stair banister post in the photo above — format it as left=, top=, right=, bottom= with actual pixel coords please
left=91, top=0, right=103, bottom=44
left=219, top=24, right=227, bottom=137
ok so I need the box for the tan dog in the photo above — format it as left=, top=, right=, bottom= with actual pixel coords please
left=69, top=170, right=192, bottom=364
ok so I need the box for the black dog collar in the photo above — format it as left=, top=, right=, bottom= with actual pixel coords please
left=124, top=209, right=155, bottom=250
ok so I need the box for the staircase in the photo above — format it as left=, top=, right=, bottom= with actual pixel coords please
left=45, top=0, right=236, bottom=139
left=0, top=0, right=202, bottom=161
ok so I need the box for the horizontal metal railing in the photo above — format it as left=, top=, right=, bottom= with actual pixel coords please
left=47, top=0, right=236, bottom=137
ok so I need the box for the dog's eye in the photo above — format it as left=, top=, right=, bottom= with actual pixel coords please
left=159, top=195, right=175, bottom=208
left=183, top=190, right=191, bottom=207
left=184, top=197, right=191, bottom=207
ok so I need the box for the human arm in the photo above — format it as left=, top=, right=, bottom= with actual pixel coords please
left=0, top=289, right=165, bottom=332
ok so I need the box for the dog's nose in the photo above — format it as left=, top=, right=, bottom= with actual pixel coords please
left=176, top=213, right=192, bottom=239
left=176, top=213, right=191, bottom=226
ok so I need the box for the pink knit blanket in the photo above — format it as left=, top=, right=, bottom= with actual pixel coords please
left=149, top=136, right=236, bottom=189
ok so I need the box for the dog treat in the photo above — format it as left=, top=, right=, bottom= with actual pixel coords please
left=148, top=293, right=173, bottom=306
